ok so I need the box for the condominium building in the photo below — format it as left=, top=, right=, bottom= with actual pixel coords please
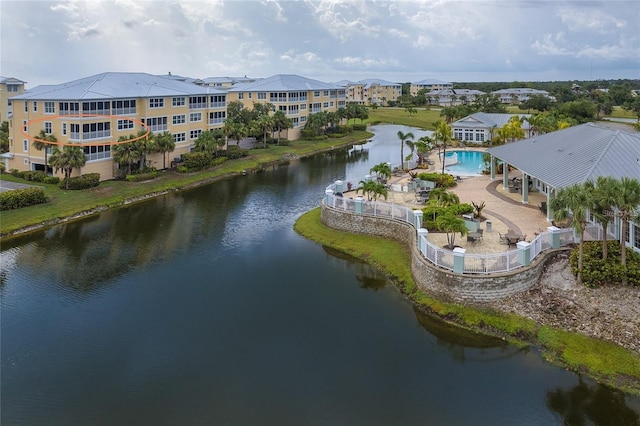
left=426, top=88, right=485, bottom=106
left=410, top=79, right=452, bottom=96
left=4, top=72, right=228, bottom=180
left=226, top=74, right=346, bottom=139
left=490, top=88, right=556, bottom=104
left=339, top=79, right=402, bottom=106
left=0, top=76, right=27, bottom=121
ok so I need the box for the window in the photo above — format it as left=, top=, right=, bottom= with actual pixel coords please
left=209, top=111, right=226, bottom=124
left=172, top=97, right=185, bottom=107
left=292, top=117, right=299, bottom=127
left=173, top=115, right=186, bottom=125
left=7, top=84, right=19, bottom=92
left=238, top=93, right=244, bottom=100
left=323, top=90, right=329, bottom=96
left=62, top=122, right=67, bottom=136
left=111, top=99, right=136, bottom=115
left=323, top=102, right=329, bottom=108
left=59, top=102, right=80, bottom=116
left=82, top=101, right=110, bottom=115
left=248, top=93, right=252, bottom=99
left=82, top=122, right=111, bottom=139
left=634, top=223, right=640, bottom=250
left=84, top=145, right=111, bottom=161
left=33, top=101, right=37, bottom=112
left=117, top=119, right=134, bottom=130
left=189, top=96, right=207, bottom=109
left=22, top=120, right=27, bottom=133
left=145, top=117, right=168, bottom=132
left=23, top=140, right=28, bottom=151
left=24, top=102, right=28, bottom=113
left=173, top=132, right=186, bottom=143
left=189, top=112, right=202, bottom=122
left=210, top=95, right=226, bottom=107
left=190, top=129, right=202, bottom=140
left=70, top=123, right=80, bottom=139
left=300, top=116, right=307, bottom=123
left=300, top=103, right=307, bottom=110
left=313, top=91, right=320, bottom=97
left=44, top=102, right=55, bottom=114
left=258, top=92, right=266, bottom=100
left=149, top=98, right=164, bottom=108
left=44, top=122, right=52, bottom=134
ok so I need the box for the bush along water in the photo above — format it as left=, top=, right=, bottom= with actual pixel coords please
left=570, top=240, right=640, bottom=287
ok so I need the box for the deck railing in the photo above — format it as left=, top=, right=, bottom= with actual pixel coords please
left=324, top=183, right=575, bottom=275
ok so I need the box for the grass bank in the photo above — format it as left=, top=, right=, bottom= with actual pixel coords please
left=294, top=207, right=640, bottom=395
left=365, top=107, right=443, bottom=130
left=1, top=131, right=372, bottom=238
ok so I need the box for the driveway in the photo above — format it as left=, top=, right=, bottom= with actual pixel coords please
left=0, top=179, right=39, bottom=193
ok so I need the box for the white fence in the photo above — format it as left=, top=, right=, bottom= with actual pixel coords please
left=324, top=185, right=575, bottom=275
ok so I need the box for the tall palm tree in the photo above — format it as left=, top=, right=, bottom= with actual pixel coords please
left=369, top=162, right=391, bottom=183
left=32, top=129, right=57, bottom=174
left=155, top=131, right=175, bottom=169
left=194, top=129, right=219, bottom=154
left=613, top=177, right=640, bottom=271
left=112, top=135, right=141, bottom=176
left=396, top=130, right=414, bottom=170
left=549, top=183, right=593, bottom=285
left=223, top=119, right=248, bottom=146
left=584, top=176, right=618, bottom=260
left=433, top=120, right=452, bottom=174
left=133, top=132, right=157, bottom=171
left=48, top=143, right=87, bottom=189
left=357, top=180, right=388, bottom=201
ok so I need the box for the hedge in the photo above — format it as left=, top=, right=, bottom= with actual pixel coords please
left=126, top=171, right=159, bottom=182
left=0, top=187, right=47, bottom=210
left=59, top=173, right=100, bottom=190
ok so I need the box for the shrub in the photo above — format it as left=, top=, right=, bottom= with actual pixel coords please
left=182, top=151, right=213, bottom=171
left=223, top=146, right=248, bottom=160
left=0, top=187, right=47, bottom=210
left=176, top=165, right=189, bottom=173
left=569, top=241, right=640, bottom=287
left=421, top=203, right=474, bottom=231
left=417, top=172, right=455, bottom=188
left=43, top=176, right=60, bottom=185
left=352, top=124, right=367, bottom=131
left=59, top=173, right=100, bottom=190
left=126, top=171, right=158, bottom=182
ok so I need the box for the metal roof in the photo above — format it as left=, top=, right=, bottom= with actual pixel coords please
left=11, top=72, right=224, bottom=100
left=227, top=74, right=341, bottom=92
left=1, top=76, right=26, bottom=85
left=413, top=78, right=451, bottom=85
left=487, top=122, right=640, bottom=189
left=453, top=113, right=531, bottom=130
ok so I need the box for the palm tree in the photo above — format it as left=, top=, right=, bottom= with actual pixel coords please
left=357, top=180, right=388, bottom=201
left=223, top=119, right=247, bottom=146
left=550, top=183, right=593, bottom=285
left=369, top=162, right=391, bottom=183
left=194, top=130, right=219, bottom=154
left=271, top=111, right=292, bottom=145
left=415, top=135, right=433, bottom=166
left=436, top=213, right=468, bottom=249
left=32, top=129, right=57, bottom=174
left=155, top=131, right=175, bottom=169
left=433, top=120, right=453, bottom=174
left=584, top=176, right=618, bottom=260
left=48, top=143, right=87, bottom=189
left=396, top=130, right=414, bottom=170
left=428, top=188, right=460, bottom=208
left=613, top=177, right=640, bottom=271
left=112, top=136, right=141, bottom=176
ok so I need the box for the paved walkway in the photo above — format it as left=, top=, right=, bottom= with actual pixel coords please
left=0, top=180, right=38, bottom=193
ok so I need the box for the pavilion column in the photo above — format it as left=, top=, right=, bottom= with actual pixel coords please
left=521, top=173, right=529, bottom=204
left=546, top=190, right=554, bottom=222
left=490, top=155, right=496, bottom=180
left=502, top=163, right=509, bottom=189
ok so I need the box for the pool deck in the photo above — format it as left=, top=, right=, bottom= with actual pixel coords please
left=342, top=147, right=552, bottom=254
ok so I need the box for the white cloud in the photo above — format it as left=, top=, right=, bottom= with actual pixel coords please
left=1, top=0, right=638, bottom=86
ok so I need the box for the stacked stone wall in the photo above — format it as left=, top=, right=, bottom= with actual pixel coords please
left=321, top=202, right=566, bottom=303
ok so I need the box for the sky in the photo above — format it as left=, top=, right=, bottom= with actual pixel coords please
left=1, top=0, right=639, bottom=88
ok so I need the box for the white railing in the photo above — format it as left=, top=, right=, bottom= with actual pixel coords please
left=324, top=183, right=576, bottom=275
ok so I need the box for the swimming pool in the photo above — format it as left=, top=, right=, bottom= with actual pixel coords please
left=442, top=150, right=487, bottom=176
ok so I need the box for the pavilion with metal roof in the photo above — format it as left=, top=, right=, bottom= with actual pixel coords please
left=487, top=122, right=640, bottom=229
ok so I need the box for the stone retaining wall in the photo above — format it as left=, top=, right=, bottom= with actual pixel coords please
left=321, top=202, right=566, bottom=303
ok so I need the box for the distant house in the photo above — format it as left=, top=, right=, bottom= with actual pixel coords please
left=426, top=89, right=485, bottom=106
left=339, top=79, right=402, bottom=106
left=410, top=79, right=452, bottom=96
left=490, top=88, right=555, bottom=105
left=487, top=122, right=640, bottom=253
left=452, top=113, right=530, bottom=144
left=0, top=76, right=27, bottom=121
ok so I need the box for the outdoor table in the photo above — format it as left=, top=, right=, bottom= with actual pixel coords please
left=467, top=231, right=482, bottom=244
left=505, top=232, right=522, bottom=246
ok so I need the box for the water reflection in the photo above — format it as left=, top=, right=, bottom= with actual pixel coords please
left=547, top=378, right=640, bottom=425
left=322, top=246, right=388, bottom=291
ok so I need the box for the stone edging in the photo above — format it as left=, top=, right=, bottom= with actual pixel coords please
left=321, top=202, right=569, bottom=303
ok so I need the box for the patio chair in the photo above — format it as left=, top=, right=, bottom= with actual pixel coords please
left=539, top=201, right=547, bottom=215
left=498, top=233, right=509, bottom=245
left=477, top=228, right=484, bottom=239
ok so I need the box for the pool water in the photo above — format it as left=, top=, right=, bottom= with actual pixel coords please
left=443, top=150, right=487, bottom=176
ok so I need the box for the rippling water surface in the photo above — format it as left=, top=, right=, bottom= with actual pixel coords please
left=2, top=125, right=639, bottom=425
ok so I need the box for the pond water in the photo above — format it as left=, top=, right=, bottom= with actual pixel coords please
left=2, top=125, right=639, bottom=425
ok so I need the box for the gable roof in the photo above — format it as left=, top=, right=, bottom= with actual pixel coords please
left=11, top=72, right=224, bottom=100
left=227, top=74, right=340, bottom=92
left=453, top=113, right=531, bottom=130
left=412, top=78, right=451, bottom=86
left=487, top=122, right=640, bottom=189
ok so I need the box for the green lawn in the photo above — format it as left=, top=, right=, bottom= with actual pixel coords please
left=365, top=107, right=443, bottom=130
left=1, top=131, right=372, bottom=237
left=607, top=106, right=638, bottom=119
